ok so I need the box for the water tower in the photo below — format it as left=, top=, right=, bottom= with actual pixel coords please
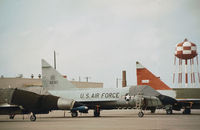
left=173, top=38, right=200, bottom=87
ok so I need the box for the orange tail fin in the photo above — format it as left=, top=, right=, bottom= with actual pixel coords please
left=136, top=61, right=171, bottom=90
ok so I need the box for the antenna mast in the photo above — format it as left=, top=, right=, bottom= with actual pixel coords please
left=54, top=50, right=56, bottom=69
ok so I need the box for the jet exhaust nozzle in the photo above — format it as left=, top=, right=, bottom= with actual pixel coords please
left=57, top=98, right=75, bottom=110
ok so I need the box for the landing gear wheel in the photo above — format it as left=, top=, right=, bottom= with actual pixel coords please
left=150, top=108, right=156, bottom=113
left=71, top=111, right=78, bottom=117
left=9, top=114, right=15, bottom=119
left=94, top=105, right=100, bottom=117
left=166, top=109, right=173, bottom=114
left=183, top=108, right=191, bottom=114
left=94, top=111, right=100, bottom=117
left=138, top=111, right=144, bottom=117
left=30, top=114, right=36, bottom=121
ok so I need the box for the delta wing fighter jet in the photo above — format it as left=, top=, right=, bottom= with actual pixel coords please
left=42, top=59, right=177, bottom=117
left=136, top=61, right=200, bottom=114
left=0, top=87, right=79, bottom=121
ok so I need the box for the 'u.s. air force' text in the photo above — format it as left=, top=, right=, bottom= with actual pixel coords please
left=80, top=93, right=120, bottom=99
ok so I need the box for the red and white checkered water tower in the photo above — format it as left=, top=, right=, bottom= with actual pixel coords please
left=173, top=38, right=200, bottom=87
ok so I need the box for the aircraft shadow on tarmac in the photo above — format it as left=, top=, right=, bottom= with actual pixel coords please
left=41, top=112, right=200, bottom=119
left=1, top=112, right=200, bottom=122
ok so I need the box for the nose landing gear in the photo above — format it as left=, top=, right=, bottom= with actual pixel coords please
left=135, top=94, right=145, bottom=118
left=138, top=111, right=144, bottom=117
left=30, top=113, right=36, bottom=121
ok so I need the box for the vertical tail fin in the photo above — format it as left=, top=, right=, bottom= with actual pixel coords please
left=42, top=59, right=76, bottom=90
left=136, top=61, right=171, bottom=90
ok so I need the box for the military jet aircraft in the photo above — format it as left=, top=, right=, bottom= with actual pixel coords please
left=0, top=88, right=79, bottom=121
left=42, top=59, right=177, bottom=117
left=136, top=61, right=200, bottom=114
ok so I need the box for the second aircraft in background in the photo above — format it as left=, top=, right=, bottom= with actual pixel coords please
left=42, top=59, right=178, bottom=117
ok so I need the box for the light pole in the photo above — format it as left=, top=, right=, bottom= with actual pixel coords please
left=116, top=78, right=122, bottom=88
left=84, top=77, right=91, bottom=82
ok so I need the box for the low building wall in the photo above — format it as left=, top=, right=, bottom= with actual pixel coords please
left=0, top=78, right=103, bottom=89
left=173, top=88, right=200, bottom=99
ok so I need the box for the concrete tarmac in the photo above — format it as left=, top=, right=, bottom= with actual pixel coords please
left=0, top=109, right=200, bottom=130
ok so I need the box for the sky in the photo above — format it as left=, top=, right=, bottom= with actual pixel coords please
left=0, top=0, right=200, bottom=88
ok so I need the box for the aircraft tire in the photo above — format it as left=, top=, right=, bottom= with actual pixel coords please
left=94, top=111, right=100, bottom=117
left=9, top=115, right=15, bottom=119
left=166, top=109, right=173, bottom=114
left=94, top=106, right=100, bottom=117
left=183, top=108, right=191, bottom=114
left=186, top=108, right=191, bottom=114
left=150, top=108, right=156, bottom=113
left=71, top=111, right=78, bottom=117
left=30, top=114, right=36, bottom=121
left=138, top=112, right=144, bottom=117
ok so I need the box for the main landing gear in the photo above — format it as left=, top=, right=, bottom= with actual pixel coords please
left=94, top=105, right=100, bottom=117
left=71, top=111, right=78, bottom=117
left=9, top=114, right=15, bottom=119
left=165, top=105, right=173, bottom=115
left=183, top=108, right=191, bottom=114
left=166, top=109, right=173, bottom=114
left=150, top=107, right=156, bottom=113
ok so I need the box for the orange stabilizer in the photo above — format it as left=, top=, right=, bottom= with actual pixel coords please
left=136, top=62, right=171, bottom=90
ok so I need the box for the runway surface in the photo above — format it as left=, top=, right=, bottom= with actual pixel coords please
left=1, top=109, right=200, bottom=130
